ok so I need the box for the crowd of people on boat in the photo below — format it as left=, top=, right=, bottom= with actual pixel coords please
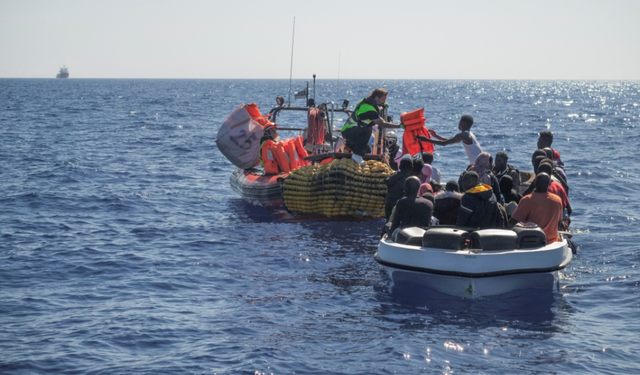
left=340, top=88, right=571, bottom=245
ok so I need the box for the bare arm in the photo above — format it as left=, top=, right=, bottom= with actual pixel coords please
left=417, top=132, right=466, bottom=146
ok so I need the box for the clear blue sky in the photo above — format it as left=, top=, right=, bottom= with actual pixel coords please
left=1, top=0, right=639, bottom=79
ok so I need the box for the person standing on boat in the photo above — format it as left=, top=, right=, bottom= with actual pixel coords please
left=509, top=172, right=563, bottom=245
left=457, top=171, right=506, bottom=229
left=341, top=88, right=401, bottom=165
left=417, top=115, right=482, bottom=164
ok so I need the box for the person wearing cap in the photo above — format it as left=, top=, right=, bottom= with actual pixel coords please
left=341, top=88, right=401, bottom=165
left=259, top=124, right=279, bottom=173
left=385, top=131, right=402, bottom=170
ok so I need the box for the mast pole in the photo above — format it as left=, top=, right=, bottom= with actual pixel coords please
left=287, top=17, right=296, bottom=107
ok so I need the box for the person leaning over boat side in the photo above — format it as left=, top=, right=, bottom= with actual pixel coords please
left=416, top=115, right=483, bottom=164
left=389, top=176, right=434, bottom=238
left=509, top=172, right=563, bottom=245
left=341, top=88, right=401, bottom=165
left=457, top=171, right=506, bottom=229
left=493, top=151, right=521, bottom=194
left=384, top=157, right=414, bottom=221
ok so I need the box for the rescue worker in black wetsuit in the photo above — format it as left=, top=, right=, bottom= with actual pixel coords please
left=341, top=88, right=401, bottom=165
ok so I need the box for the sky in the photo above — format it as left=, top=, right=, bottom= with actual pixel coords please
left=1, top=0, right=639, bottom=80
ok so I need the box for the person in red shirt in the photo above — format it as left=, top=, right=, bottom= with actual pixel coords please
left=509, top=173, right=563, bottom=245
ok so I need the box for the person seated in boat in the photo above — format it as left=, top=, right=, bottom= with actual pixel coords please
left=458, top=152, right=503, bottom=204
left=384, top=157, right=414, bottom=221
left=493, top=151, right=521, bottom=194
left=510, top=172, right=563, bottom=245
left=524, top=154, right=570, bottom=197
left=341, top=88, right=402, bottom=165
left=420, top=152, right=441, bottom=183
left=416, top=115, right=483, bottom=164
left=457, top=171, right=506, bottom=229
left=418, top=164, right=433, bottom=185
left=419, top=183, right=440, bottom=226
left=541, top=147, right=568, bottom=185
left=412, top=158, right=425, bottom=179
left=433, top=180, right=463, bottom=225
left=499, top=175, right=522, bottom=204
left=537, top=160, right=572, bottom=218
left=389, top=177, right=434, bottom=239
left=538, top=130, right=566, bottom=172
left=260, top=124, right=279, bottom=174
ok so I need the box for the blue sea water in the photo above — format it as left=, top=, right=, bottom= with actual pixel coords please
left=1, top=78, right=639, bottom=374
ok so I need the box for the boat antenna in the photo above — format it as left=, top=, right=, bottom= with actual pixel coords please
left=287, top=17, right=296, bottom=107
left=337, top=52, right=341, bottom=98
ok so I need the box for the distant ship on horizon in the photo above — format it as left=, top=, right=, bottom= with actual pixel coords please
left=56, top=66, right=69, bottom=78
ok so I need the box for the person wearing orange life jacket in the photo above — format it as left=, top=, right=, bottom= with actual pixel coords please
left=260, top=124, right=279, bottom=174
left=341, top=88, right=401, bottom=165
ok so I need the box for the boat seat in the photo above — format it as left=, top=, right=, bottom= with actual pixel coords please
left=395, top=227, right=426, bottom=246
left=470, top=229, right=517, bottom=251
left=422, top=228, right=470, bottom=250
left=511, top=226, right=547, bottom=248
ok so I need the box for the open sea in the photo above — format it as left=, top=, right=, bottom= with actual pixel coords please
left=1, top=78, right=639, bottom=374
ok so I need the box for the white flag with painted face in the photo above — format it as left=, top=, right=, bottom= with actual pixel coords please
left=216, top=105, right=264, bottom=169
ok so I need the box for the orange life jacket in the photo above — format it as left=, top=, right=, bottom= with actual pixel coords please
left=274, top=142, right=291, bottom=174
left=400, top=108, right=434, bottom=155
left=285, top=138, right=301, bottom=170
left=260, top=139, right=279, bottom=175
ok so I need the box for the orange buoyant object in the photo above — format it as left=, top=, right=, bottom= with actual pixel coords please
left=285, top=138, right=301, bottom=170
left=400, top=108, right=424, bottom=123
left=261, top=140, right=279, bottom=175
left=246, top=103, right=262, bottom=119
left=295, top=135, right=309, bottom=165
left=402, top=126, right=435, bottom=155
left=274, top=142, right=291, bottom=173
left=403, top=117, right=427, bottom=127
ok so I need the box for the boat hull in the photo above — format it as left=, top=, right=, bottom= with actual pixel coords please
left=375, top=237, right=571, bottom=278
left=229, top=167, right=381, bottom=222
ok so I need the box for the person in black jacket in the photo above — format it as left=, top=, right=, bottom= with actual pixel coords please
left=384, top=158, right=413, bottom=221
left=457, top=171, right=506, bottom=229
left=389, top=176, right=434, bottom=237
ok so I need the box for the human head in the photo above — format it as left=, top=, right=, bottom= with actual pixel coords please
left=263, top=123, right=278, bottom=139
left=404, top=176, right=421, bottom=198
left=495, top=152, right=509, bottom=171
left=445, top=180, right=460, bottom=192
left=412, top=158, right=425, bottom=176
left=537, top=161, right=553, bottom=175
left=534, top=172, right=551, bottom=193
left=532, top=155, right=546, bottom=174
left=399, top=157, right=413, bottom=172
left=538, top=131, right=554, bottom=149
left=474, top=152, right=493, bottom=170
left=458, top=115, right=474, bottom=131
left=419, top=182, right=433, bottom=197
left=499, top=175, right=513, bottom=194
left=369, top=88, right=388, bottom=105
left=385, top=131, right=398, bottom=149
left=462, top=171, right=480, bottom=191
left=420, top=164, right=433, bottom=183
left=421, top=152, right=434, bottom=165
